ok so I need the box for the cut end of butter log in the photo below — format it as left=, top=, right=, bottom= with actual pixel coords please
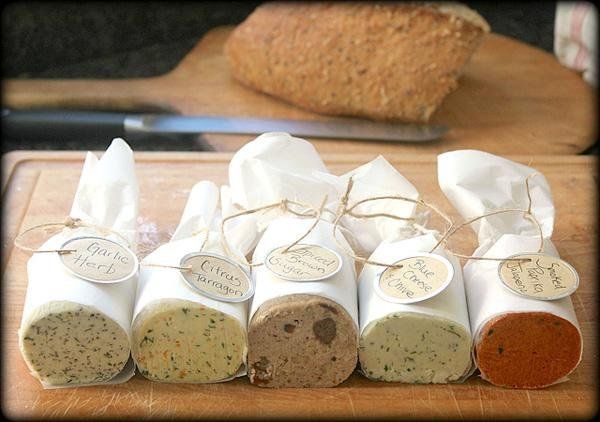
left=475, top=312, right=582, bottom=389
left=359, top=313, right=472, bottom=383
left=132, top=300, right=246, bottom=382
left=19, top=301, right=130, bottom=386
left=247, top=294, right=358, bottom=388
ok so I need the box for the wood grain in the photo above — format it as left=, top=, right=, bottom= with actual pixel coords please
left=1, top=151, right=597, bottom=419
left=2, top=26, right=597, bottom=155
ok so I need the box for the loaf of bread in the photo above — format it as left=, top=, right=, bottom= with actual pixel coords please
left=225, top=2, right=489, bottom=122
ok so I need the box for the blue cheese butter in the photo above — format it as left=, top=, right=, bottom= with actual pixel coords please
left=358, top=234, right=473, bottom=383
left=359, top=312, right=471, bottom=382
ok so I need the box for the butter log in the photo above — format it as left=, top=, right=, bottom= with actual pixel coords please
left=18, top=139, right=138, bottom=387
left=464, top=235, right=582, bottom=388
left=247, top=217, right=359, bottom=388
left=358, top=234, right=472, bottom=383
left=438, top=150, right=583, bottom=388
left=132, top=181, right=250, bottom=383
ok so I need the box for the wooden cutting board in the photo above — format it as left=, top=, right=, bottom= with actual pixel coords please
left=1, top=151, right=597, bottom=419
left=2, top=26, right=597, bottom=155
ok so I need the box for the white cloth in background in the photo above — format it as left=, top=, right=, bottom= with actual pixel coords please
left=554, top=2, right=598, bottom=85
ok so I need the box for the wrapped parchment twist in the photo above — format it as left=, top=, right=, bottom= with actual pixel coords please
left=438, top=150, right=583, bottom=389
left=230, top=133, right=363, bottom=387
left=18, top=138, right=139, bottom=388
left=229, top=132, right=421, bottom=255
left=343, top=168, right=473, bottom=383
left=132, top=181, right=256, bottom=383
left=358, top=234, right=473, bottom=383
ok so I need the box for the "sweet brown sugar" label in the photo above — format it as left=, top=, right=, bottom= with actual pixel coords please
left=265, top=244, right=342, bottom=282
left=375, top=253, right=454, bottom=304
left=498, top=253, right=579, bottom=300
left=60, top=236, right=138, bottom=283
left=179, top=252, right=253, bottom=302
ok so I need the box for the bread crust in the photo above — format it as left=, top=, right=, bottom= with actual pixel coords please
left=225, top=2, right=489, bottom=122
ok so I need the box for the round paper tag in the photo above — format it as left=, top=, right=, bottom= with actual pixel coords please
left=498, top=253, right=579, bottom=300
left=375, top=253, right=454, bottom=304
left=264, top=244, right=342, bottom=282
left=179, top=252, right=253, bottom=302
left=59, top=236, right=138, bottom=283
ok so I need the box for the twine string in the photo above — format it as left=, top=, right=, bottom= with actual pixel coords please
left=220, top=197, right=332, bottom=268
left=141, top=227, right=211, bottom=272
left=330, top=177, right=455, bottom=269
left=282, top=195, right=328, bottom=253
left=13, top=216, right=131, bottom=254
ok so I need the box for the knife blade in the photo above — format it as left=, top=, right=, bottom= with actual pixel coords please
left=2, top=109, right=448, bottom=142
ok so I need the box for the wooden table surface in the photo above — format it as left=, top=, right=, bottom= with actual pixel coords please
left=2, top=26, right=597, bottom=155
left=1, top=150, right=597, bottom=419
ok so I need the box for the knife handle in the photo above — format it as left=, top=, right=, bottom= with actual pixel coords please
left=2, top=109, right=127, bottom=141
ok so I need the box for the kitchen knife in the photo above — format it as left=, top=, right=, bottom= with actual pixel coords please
left=1, top=109, right=448, bottom=142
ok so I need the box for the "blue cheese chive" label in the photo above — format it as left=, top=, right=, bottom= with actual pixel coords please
left=264, top=244, right=342, bottom=282
left=179, top=252, right=254, bottom=302
left=60, top=236, right=138, bottom=283
left=375, top=253, right=454, bottom=304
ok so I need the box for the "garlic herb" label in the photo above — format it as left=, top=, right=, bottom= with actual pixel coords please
left=179, top=252, right=253, bottom=302
left=498, top=253, right=579, bottom=300
left=375, top=253, right=454, bottom=304
left=60, top=236, right=138, bottom=283
left=265, top=244, right=342, bottom=282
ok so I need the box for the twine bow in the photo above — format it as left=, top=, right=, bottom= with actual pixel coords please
left=332, top=177, right=454, bottom=268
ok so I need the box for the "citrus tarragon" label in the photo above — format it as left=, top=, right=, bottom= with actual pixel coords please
left=179, top=252, right=253, bottom=302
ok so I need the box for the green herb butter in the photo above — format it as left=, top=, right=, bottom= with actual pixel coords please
left=359, top=312, right=471, bottom=383
left=19, top=301, right=130, bottom=386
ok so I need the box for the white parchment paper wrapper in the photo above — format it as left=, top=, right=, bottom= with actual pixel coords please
left=250, top=216, right=358, bottom=329
left=438, top=149, right=554, bottom=247
left=19, top=138, right=139, bottom=388
left=228, top=132, right=421, bottom=256
left=438, top=150, right=582, bottom=384
left=133, top=181, right=252, bottom=380
left=359, top=234, right=471, bottom=336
